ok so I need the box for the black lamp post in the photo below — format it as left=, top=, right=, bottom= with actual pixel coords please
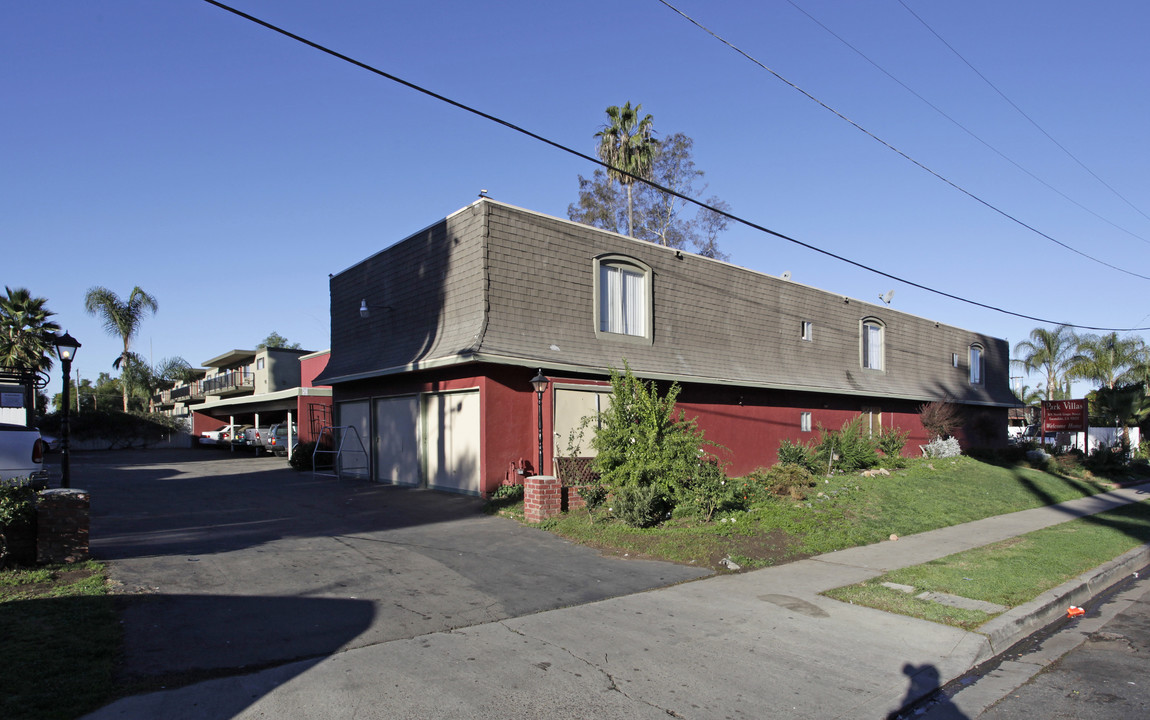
left=54, top=331, right=81, bottom=489
left=530, top=369, right=549, bottom=475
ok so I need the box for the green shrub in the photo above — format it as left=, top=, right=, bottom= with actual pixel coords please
left=490, top=483, right=524, bottom=501
left=758, top=464, right=816, bottom=500
left=578, top=483, right=610, bottom=523
left=0, top=483, right=39, bottom=567
left=776, top=438, right=817, bottom=472
left=612, top=484, right=669, bottom=528
left=290, top=442, right=317, bottom=470
left=814, top=416, right=880, bottom=473
left=591, top=362, right=723, bottom=518
left=876, top=427, right=909, bottom=467
left=686, top=457, right=732, bottom=521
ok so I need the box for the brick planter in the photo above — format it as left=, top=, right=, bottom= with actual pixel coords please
left=523, top=475, right=561, bottom=523
left=37, top=489, right=90, bottom=564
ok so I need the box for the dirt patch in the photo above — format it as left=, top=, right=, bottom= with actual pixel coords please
left=706, top=529, right=810, bottom=571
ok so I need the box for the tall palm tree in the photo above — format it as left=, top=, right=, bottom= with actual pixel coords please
left=84, top=286, right=158, bottom=411
left=1013, top=325, right=1077, bottom=400
left=595, top=102, right=658, bottom=238
left=1068, top=332, right=1148, bottom=390
left=0, top=286, right=60, bottom=375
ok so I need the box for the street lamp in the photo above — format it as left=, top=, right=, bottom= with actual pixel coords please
left=54, top=331, right=81, bottom=489
left=530, top=369, right=549, bottom=475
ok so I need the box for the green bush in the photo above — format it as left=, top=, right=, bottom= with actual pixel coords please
left=756, top=464, right=816, bottom=500
left=289, top=442, right=317, bottom=470
left=813, top=416, right=879, bottom=473
left=612, top=484, right=669, bottom=528
left=591, top=362, right=723, bottom=520
left=876, top=427, right=910, bottom=467
left=578, top=483, right=610, bottom=523
left=490, top=483, right=524, bottom=501
left=776, top=438, right=817, bottom=472
left=686, top=457, right=732, bottom=521
left=0, top=483, right=39, bottom=567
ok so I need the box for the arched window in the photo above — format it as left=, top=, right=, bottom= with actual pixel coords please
left=861, top=318, right=884, bottom=371
left=593, top=255, right=652, bottom=342
left=969, top=344, right=984, bottom=384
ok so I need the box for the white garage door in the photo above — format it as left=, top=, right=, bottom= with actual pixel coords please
left=373, top=395, right=420, bottom=486
left=423, top=390, right=480, bottom=495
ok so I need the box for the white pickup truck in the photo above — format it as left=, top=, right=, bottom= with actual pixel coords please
left=0, top=423, right=49, bottom=487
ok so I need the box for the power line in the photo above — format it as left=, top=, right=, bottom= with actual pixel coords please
left=655, top=0, right=1150, bottom=282
left=786, top=0, right=1150, bottom=247
left=897, top=0, right=1150, bottom=227
left=199, top=0, right=1150, bottom=332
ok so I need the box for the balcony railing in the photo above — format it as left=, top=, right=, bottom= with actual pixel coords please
left=202, top=370, right=254, bottom=395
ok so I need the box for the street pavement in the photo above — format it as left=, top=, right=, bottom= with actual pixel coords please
left=916, top=569, right=1150, bottom=719
left=73, top=450, right=1150, bottom=719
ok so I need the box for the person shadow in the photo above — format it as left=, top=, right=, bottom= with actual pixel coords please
left=886, top=663, right=971, bottom=719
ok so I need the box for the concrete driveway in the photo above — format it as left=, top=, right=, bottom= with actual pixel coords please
left=73, top=449, right=710, bottom=686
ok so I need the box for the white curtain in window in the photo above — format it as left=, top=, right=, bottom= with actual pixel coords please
left=970, top=346, right=982, bottom=383
left=601, top=264, right=645, bottom=336
left=621, top=267, right=645, bottom=335
left=864, top=323, right=882, bottom=369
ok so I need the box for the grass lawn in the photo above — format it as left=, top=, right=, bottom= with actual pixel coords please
left=494, top=456, right=1128, bottom=570
left=824, top=500, right=1150, bottom=630
left=0, top=561, right=120, bottom=720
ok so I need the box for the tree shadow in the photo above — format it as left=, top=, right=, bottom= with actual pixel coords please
left=2, top=593, right=373, bottom=720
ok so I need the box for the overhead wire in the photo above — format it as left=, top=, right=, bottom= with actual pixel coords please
left=897, top=0, right=1150, bottom=227
left=199, top=0, right=1150, bottom=332
left=655, top=0, right=1150, bottom=282
left=786, top=0, right=1150, bottom=247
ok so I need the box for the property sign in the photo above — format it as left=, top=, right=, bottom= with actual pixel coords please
left=1042, top=399, right=1088, bottom=433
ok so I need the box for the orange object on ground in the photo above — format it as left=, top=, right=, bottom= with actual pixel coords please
left=1067, top=606, right=1085, bottom=618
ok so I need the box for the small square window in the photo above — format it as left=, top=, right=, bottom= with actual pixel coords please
left=801, top=321, right=813, bottom=341
left=801, top=412, right=812, bottom=432
left=257, top=358, right=266, bottom=370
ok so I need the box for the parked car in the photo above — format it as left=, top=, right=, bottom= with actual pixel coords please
left=267, top=422, right=298, bottom=458
left=0, top=423, right=49, bottom=488
left=229, top=425, right=255, bottom=447
left=200, top=424, right=242, bottom=447
left=243, top=426, right=272, bottom=453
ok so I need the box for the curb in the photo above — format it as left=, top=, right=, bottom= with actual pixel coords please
left=970, top=541, right=1150, bottom=665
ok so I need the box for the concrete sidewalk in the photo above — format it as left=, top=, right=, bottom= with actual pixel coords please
left=84, top=483, right=1150, bottom=720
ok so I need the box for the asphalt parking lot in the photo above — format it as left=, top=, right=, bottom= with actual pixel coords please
left=70, top=448, right=710, bottom=683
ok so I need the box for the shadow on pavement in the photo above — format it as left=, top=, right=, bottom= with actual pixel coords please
left=887, top=662, right=969, bottom=720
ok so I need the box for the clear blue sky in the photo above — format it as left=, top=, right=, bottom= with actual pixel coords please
left=5, top=1, right=1149, bottom=399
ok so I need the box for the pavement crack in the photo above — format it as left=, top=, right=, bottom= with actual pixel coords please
left=496, top=621, right=685, bottom=718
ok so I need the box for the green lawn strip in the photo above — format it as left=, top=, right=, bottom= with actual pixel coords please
left=824, top=500, right=1150, bottom=631
left=522, top=457, right=1118, bottom=570
left=0, top=561, right=121, bottom=720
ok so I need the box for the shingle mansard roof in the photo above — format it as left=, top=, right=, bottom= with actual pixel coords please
left=320, top=199, right=1019, bottom=408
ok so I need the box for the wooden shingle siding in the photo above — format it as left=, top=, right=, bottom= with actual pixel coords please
left=479, top=202, right=1013, bottom=407
left=322, top=200, right=1014, bottom=409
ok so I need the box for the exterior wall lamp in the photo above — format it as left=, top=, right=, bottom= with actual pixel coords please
left=359, top=299, right=393, bottom=319
left=530, top=369, right=549, bottom=475
left=53, top=331, right=81, bottom=488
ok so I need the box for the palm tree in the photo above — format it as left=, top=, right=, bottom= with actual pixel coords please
left=84, top=286, right=158, bottom=411
left=1013, top=325, right=1077, bottom=400
left=1092, top=383, right=1150, bottom=452
left=0, top=286, right=61, bottom=375
left=595, top=102, right=658, bottom=238
left=1068, top=332, right=1148, bottom=390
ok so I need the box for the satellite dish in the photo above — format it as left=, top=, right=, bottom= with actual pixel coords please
left=780, top=271, right=792, bottom=281
left=879, top=290, right=895, bottom=304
